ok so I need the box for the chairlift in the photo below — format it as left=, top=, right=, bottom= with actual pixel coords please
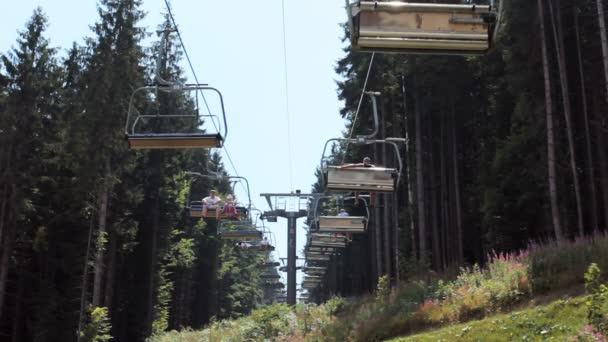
left=320, top=92, right=404, bottom=193
left=345, top=1, right=499, bottom=55
left=125, top=29, right=227, bottom=149
left=185, top=172, right=253, bottom=221
left=261, top=274, right=281, bottom=280
left=189, top=201, right=249, bottom=220
left=306, top=255, right=331, bottom=262
left=312, top=195, right=370, bottom=233
left=264, top=282, right=285, bottom=289
left=257, top=261, right=281, bottom=269
left=218, top=229, right=262, bottom=241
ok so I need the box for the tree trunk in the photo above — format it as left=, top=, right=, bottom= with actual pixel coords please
left=430, top=128, right=441, bottom=270
left=597, top=0, right=608, bottom=104
left=0, top=218, right=15, bottom=322
left=374, top=138, right=383, bottom=278
left=548, top=0, right=584, bottom=237
left=593, top=90, right=608, bottom=230
left=451, top=102, right=464, bottom=262
left=146, top=188, right=161, bottom=336
left=0, top=184, right=17, bottom=322
left=596, top=0, right=608, bottom=231
left=104, top=229, right=117, bottom=311
left=414, top=74, right=427, bottom=262
left=400, top=74, right=416, bottom=261
left=11, top=270, right=23, bottom=342
left=77, top=213, right=95, bottom=342
left=574, top=5, right=599, bottom=233
left=93, top=160, right=111, bottom=307
left=380, top=101, right=392, bottom=278
left=538, top=0, right=564, bottom=241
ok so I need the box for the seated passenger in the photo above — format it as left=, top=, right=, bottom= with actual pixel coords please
left=222, top=195, right=238, bottom=219
left=337, top=209, right=349, bottom=217
left=259, top=237, right=271, bottom=250
left=202, top=190, right=222, bottom=220
left=339, top=156, right=375, bottom=169
left=339, top=157, right=376, bottom=206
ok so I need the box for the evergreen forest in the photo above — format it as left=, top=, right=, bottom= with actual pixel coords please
left=1, top=0, right=608, bottom=341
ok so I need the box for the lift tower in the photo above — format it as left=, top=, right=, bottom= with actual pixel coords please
left=261, top=191, right=313, bottom=305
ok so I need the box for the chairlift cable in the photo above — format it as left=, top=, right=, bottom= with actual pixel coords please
left=281, top=0, right=295, bottom=190
left=340, top=52, right=375, bottom=165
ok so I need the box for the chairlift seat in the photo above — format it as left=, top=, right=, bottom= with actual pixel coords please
left=350, top=2, right=494, bottom=55
left=189, top=201, right=248, bottom=219
left=261, top=274, right=281, bottom=280
left=327, top=166, right=396, bottom=192
left=309, top=240, right=347, bottom=248
left=127, top=133, right=223, bottom=150
left=219, top=230, right=262, bottom=241
left=311, top=233, right=347, bottom=244
left=318, top=216, right=367, bottom=233
left=306, top=255, right=331, bottom=262
left=264, top=282, right=285, bottom=289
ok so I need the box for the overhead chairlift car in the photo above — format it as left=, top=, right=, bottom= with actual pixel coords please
left=185, top=172, right=252, bottom=221
left=345, top=0, right=499, bottom=55
left=257, top=261, right=281, bottom=269
left=321, top=92, right=404, bottom=193
left=125, top=28, right=227, bottom=149
left=313, top=195, right=370, bottom=234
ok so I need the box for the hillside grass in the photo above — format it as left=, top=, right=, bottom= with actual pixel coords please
left=151, top=233, right=608, bottom=342
left=390, top=296, right=587, bottom=342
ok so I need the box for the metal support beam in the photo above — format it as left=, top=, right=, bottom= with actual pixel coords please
left=261, top=192, right=315, bottom=305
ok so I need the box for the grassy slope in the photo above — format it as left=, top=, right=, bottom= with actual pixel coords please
left=390, top=296, right=587, bottom=342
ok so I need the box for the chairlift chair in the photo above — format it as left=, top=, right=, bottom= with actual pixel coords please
left=264, top=282, right=285, bottom=289
left=125, top=84, right=227, bottom=149
left=320, top=92, right=406, bottom=194
left=125, top=29, right=227, bottom=149
left=261, top=273, right=281, bottom=279
left=218, top=229, right=262, bottom=241
left=309, top=240, right=347, bottom=248
left=257, top=261, right=281, bottom=269
left=313, top=196, right=370, bottom=233
left=346, top=1, right=497, bottom=55
left=306, top=255, right=331, bottom=262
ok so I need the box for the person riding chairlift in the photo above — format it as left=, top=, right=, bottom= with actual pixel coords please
left=259, top=237, right=271, bottom=250
left=222, top=194, right=238, bottom=219
left=202, top=190, right=222, bottom=220
left=336, top=209, right=353, bottom=241
left=339, top=157, right=376, bottom=205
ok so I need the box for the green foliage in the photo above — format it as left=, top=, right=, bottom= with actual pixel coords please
left=584, top=264, right=608, bottom=336
left=391, top=297, right=588, bottom=342
left=376, top=275, right=391, bottom=301
left=529, top=235, right=608, bottom=293
left=79, top=305, right=112, bottom=342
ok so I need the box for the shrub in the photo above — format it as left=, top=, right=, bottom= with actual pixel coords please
left=584, top=264, right=608, bottom=337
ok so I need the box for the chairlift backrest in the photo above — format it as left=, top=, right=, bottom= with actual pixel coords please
left=327, top=166, right=396, bottom=192
left=348, top=1, right=495, bottom=55
left=318, top=216, right=367, bottom=233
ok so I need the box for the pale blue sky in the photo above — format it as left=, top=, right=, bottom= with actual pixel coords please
left=1, top=1, right=350, bottom=291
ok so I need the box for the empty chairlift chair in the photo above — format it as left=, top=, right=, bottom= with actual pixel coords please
left=347, top=1, right=496, bottom=55
left=218, top=229, right=262, bottom=241
left=125, top=84, right=227, bottom=150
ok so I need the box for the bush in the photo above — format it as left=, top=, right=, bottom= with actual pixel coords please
left=584, top=264, right=608, bottom=337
